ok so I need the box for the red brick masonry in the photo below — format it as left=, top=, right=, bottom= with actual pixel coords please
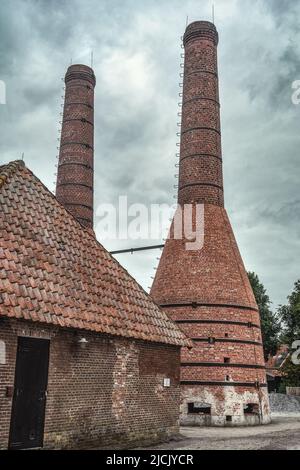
left=56, top=64, right=96, bottom=229
left=0, top=318, right=181, bottom=449
left=151, top=21, right=270, bottom=426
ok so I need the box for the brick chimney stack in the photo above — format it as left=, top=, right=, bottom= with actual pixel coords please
left=179, top=21, right=223, bottom=207
left=56, top=64, right=96, bottom=229
left=151, top=22, right=271, bottom=426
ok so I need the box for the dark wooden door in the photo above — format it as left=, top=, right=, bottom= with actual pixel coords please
left=9, top=337, right=50, bottom=449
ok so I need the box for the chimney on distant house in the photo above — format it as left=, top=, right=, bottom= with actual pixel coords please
left=56, top=64, right=96, bottom=229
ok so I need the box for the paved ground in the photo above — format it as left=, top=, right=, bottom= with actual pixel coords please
left=143, top=415, right=300, bottom=450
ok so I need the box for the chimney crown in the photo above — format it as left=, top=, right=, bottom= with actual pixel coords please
left=65, top=64, right=96, bottom=87
left=183, top=21, right=219, bottom=46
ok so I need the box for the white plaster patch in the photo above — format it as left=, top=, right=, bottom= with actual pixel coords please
left=181, top=386, right=271, bottom=426
left=111, top=340, right=139, bottom=421
left=0, top=340, right=5, bottom=364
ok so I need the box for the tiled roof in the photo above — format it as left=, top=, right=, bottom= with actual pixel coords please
left=0, top=161, right=190, bottom=347
left=266, top=345, right=289, bottom=371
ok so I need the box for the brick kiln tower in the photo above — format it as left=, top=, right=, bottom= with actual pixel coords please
left=56, top=64, right=96, bottom=229
left=151, top=21, right=271, bottom=426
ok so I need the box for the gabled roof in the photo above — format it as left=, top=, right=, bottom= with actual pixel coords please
left=0, top=161, right=190, bottom=347
left=266, top=345, right=290, bottom=377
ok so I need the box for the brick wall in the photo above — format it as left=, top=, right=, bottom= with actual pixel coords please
left=0, top=317, right=181, bottom=449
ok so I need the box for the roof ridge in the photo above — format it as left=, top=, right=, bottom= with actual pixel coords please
left=0, top=160, right=25, bottom=190
left=0, top=159, right=98, bottom=237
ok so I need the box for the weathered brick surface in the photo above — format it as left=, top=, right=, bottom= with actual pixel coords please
left=0, top=318, right=180, bottom=449
left=181, top=343, right=265, bottom=365
left=153, top=205, right=258, bottom=307
left=56, top=64, right=95, bottom=229
left=180, top=384, right=270, bottom=426
left=151, top=21, right=270, bottom=425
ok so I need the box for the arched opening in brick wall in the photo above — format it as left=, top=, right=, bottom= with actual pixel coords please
left=244, top=403, right=259, bottom=415
left=188, top=402, right=211, bottom=415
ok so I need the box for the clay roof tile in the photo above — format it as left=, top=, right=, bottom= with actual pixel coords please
left=0, top=161, right=190, bottom=348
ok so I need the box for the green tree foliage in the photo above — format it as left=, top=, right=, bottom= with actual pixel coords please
left=277, top=281, right=300, bottom=387
left=248, top=272, right=280, bottom=361
left=277, top=280, right=300, bottom=345
left=280, top=355, right=300, bottom=387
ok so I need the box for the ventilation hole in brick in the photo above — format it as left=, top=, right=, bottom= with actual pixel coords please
left=226, top=415, right=232, bottom=422
left=225, top=333, right=229, bottom=338
left=225, top=375, right=230, bottom=382
left=188, top=403, right=211, bottom=415
left=224, top=357, right=230, bottom=364
left=244, top=403, right=259, bottom=415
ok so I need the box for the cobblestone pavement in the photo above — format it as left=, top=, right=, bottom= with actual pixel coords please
left=142, top=415, right=300, bottom=450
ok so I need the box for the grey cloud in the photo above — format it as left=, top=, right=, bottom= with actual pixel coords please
left=255, top=200, right=300, bottom=231
left=265, top=0, right=296, bottom=18
left=1, top=0, right=300, bottom=308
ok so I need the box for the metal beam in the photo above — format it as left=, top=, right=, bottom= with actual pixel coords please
left=110, top=244, right=164, bottom=255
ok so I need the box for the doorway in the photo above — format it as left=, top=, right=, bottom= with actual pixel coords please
left=9, top=337, right=50, bottom=449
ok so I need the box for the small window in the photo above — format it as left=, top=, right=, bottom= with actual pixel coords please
left=188, top=402, right=211, bottom=415
left=244, top=403, right=259, bottom=415
left=225, top=375, right=231, bottom=382
left=224, top=333, right=229, bottom=338
left=224, top=357, right=230, bottom=364
left=0, top=340, right=6, bottom=365
left=226, top=415, right=232, bottom=422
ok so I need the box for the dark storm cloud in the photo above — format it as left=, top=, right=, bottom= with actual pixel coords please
left=0, top=0, right=299, bottom=307
left=239, top=0, right=300, bottom=110
left=265, top=0, right=296, bottom=19
left=259, top=200, right=300, bottom=229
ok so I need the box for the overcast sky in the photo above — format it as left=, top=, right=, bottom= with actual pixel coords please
left=1, top=0, right=300, bottom=309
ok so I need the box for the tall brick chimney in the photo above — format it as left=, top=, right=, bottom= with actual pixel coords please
left=56, top=64, right=96, bottom=229
left=178, top=21, right=223, bottom=208
left=151, top=22, right=271, bottom=426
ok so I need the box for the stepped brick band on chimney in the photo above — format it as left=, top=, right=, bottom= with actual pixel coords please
left=151, top=21, right=271, bottom=426
left=56, top=64, right=96, bottom=229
